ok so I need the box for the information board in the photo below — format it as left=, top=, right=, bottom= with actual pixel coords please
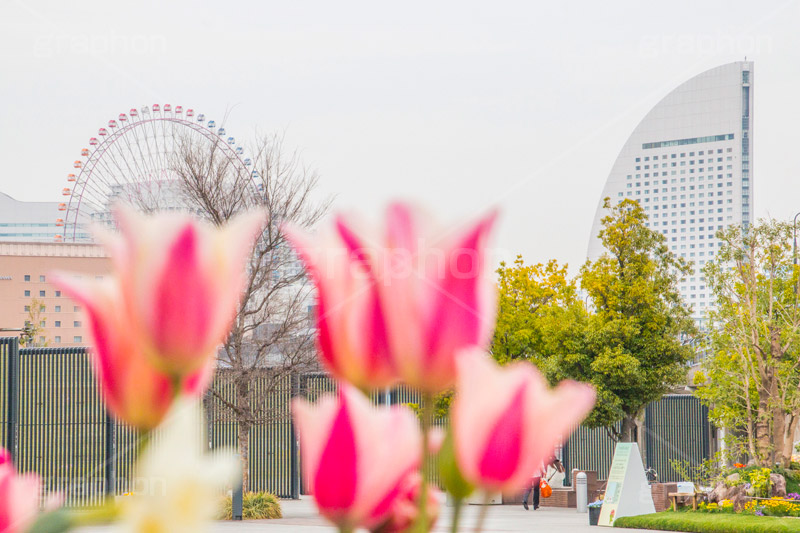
left=598, top=442, right=655, bottom=526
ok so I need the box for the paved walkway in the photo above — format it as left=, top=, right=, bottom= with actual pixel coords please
left=75, top=497, right=661, bottom=532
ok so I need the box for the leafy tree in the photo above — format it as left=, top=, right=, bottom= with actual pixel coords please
left=21, top=298, right=49, bottom=347
left=696, top=219, right=800, bottom=467
left=550, top=198, right=697, bottom=442
left=490, top=256, right=584, bottom=366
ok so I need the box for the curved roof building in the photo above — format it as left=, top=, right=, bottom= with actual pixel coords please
left=587, top=61, right=753, bottom=321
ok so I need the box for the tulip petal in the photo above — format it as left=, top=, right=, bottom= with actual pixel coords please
left=150, top=222, right=214, bottom=365
left=284, top=223, right=397, bottom=389
left=313, top=396, right=358, bottom=514
left=293, top=386, right=422, bottom=530
left=386, top=202, right=417, bottom=255
left=50, top=273, right=191, bottom=430
left=0, top=467, right=41, bottom=533
left=453, top=349, right=595, bottom=493
left=526, top=380, right=596, bottom=471
left=334, top=217, right=395, bottom=381
left=478, top=384, right=525, bottom=483
left=424, top=211, right=497, bottom=364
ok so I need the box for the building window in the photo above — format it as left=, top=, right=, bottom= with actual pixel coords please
left=24, top=275, right=30, bottom=282
left=74, top=306, right=81, bottom=312
left=73, top=321, right=81, bottom=327
left=39, top=290, right=45, bottom=297
left=54, top=336, right=61, bottom=343
left=24, top=290, right=30, bottom=297
left=39, top=275, right=46, bottom=282
left=55, top=291, right=61, bottom=297
left=24, top=305, right=30, bottom=312
left=55, top=321, right=61, bottom=327
left=74, top=336, right=82, bottom=343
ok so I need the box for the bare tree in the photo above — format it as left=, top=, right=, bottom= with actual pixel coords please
left=169, top=132, right=329, bottom=490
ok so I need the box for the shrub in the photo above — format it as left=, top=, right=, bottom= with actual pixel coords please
left=218, top=491, right=282, bottom=520
left=749, top=469, right=772, bottom=498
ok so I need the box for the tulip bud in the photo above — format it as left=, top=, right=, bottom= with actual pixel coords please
left=452, top=350, right=595, bottom=494
left=293, top=385, right=423, bottom=531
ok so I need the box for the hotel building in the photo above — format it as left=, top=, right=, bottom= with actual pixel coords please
left=588, top=61, right=753, bottom=322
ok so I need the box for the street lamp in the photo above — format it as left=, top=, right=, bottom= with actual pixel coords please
left=794, top=212, right=800, bottom=267
left=794, top=212, right=800, bottom=305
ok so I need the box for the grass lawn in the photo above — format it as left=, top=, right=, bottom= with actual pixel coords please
left=614, top=511, right=800, bottom=532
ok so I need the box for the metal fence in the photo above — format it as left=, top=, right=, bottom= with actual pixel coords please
left=0, top=337, right=712, bottom=505
left=0, top=338, right=443, bottom=506
left=562, top=395, right=712, bottom=485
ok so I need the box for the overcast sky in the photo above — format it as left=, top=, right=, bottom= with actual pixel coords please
left=1, top=0, right=799, bottom=272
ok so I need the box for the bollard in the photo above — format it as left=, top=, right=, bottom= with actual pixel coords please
left=576, top=471, right=588, bottom=513
left=232, top=454, right=243, bottom=521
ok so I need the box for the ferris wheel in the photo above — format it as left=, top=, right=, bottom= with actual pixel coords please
left=57, top=105, right=257, bottom=242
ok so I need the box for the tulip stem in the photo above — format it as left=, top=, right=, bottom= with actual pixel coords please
left=449, top=497, right=463, bottom=533
left=415, top=392, right=435, bottom=533
left=473, top=493, right=491, bottom=532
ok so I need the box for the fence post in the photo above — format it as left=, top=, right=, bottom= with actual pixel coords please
left=104, top=409, right=117, bottom=501
left=232, top=454, right=243, bottom=520
left=644, top=403, right=653, bottom=470
left=290, top=373, right=300, bottom=499
left=5, top=338, right=19, bottom=464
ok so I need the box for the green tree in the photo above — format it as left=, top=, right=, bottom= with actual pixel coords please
left=697, top=219, right=800, bottom=467
left=552, top=198, right=697, bottom=442
left=490, top=256, right=584, bottom=366
left=21, top=298, right=49, bottom=347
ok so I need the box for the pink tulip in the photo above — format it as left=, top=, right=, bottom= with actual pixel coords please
left=452, top=350, right=595, bottom=494
left=0, top=448, right=42, bottom=533
left=52, top=207, right=263, bottom=428
left=283, top=223, right=398, bottom=390
left=49, top=276, right=213, bottom=430
left=293, top=385, right=422, bottom=531
left=371, top=472, right=441, bottom=533
left=100, top=207, right=266, bottom=376
left=285, top=202, right=497, bottom=392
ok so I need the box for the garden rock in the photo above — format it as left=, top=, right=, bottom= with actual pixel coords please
left=727, top=484, right=748, bottom=511
left=708, top=482, right=727, bottom=504
left=770, top=474, right=787, bottom=497
left=725, top=473, right=740, bottom=485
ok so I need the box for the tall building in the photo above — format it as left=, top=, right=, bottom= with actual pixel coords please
left=0, top=192, right=94, bottom=243
left=0, top=193, right=62, bottom=243
left=0, top=242, right=110, bottom=347
left=588, top=61, right=753, bottom=322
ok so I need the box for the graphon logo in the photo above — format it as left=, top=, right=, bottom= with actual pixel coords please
left=33, top=33, right=167, bottom=58
left=639, top=33, right=773, bottom=58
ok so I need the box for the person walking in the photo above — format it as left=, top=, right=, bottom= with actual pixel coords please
left=522, top=456, right=564, bottom=510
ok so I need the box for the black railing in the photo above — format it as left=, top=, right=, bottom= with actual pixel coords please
left=562, top=395, right=712, bottom=485
left=1, top=337, right=713, bottom=505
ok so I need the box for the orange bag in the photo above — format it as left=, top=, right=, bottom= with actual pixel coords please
left=540, top=479, right=553, bottom=498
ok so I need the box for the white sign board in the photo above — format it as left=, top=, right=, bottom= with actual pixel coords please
left=598, top=442, right=655, bottom=526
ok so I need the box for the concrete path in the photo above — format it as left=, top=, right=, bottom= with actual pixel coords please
left=75, top=497, right=663, bottom=532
